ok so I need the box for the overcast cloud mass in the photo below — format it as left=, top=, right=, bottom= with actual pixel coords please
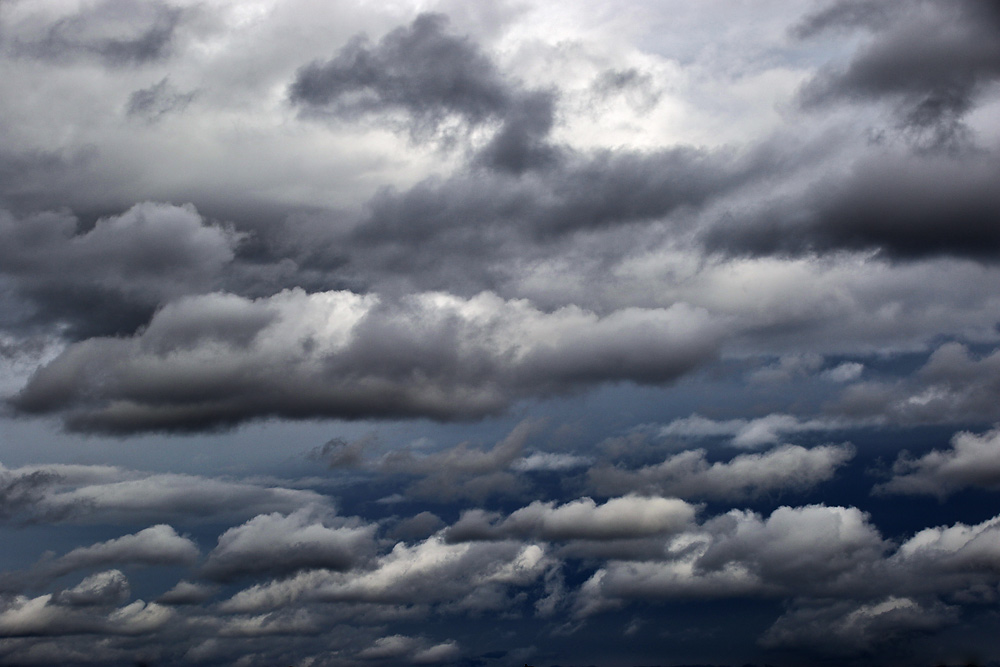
left=1, top=1, right=1000, bottom=665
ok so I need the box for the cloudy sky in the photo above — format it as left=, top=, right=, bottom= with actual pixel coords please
left=1, top=0, right=1000, bottom=665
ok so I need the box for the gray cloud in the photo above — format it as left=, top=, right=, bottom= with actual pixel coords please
left=221, top=536, right=555, bottom=614
left=587, top=443, right=855, bottom=500
left=798, top=1, right=1000, bottom=152
left=445, top=494, right=696, bottom=543
left=125, top=77, right=196, bottom=121
left=0, top=202, right=241, bottom=339
left=703, top=152, right=1000, bottom=261
left=201, top=507, right=376, bottom=582
left=289, top=13, right=557, bottom=172
left=39, top=525, right=199, bottom=579
left=5, top=0, right=187, bottom=67
left=877, top=426, right=1000, bottom=498
left=52, top=570, right=130, bottom=608
left=759, top=596, right=958, bottom=654
left=11, top=291, right=723, bottom=433
left=0, top=462, right=329, bottom=525
left=833, top=343, right=1000, bottom=425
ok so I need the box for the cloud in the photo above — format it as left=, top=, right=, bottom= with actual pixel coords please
left=11, top=290, right=723, bottom=433
left=156, top=580, right=217, bottom=606
left=289, top=13, right=557, bottom=172
left=0, top=202, right=241, bottom=338
left=0, top=593, right=173, bottom=638
left=659, top=413, right=851, bottom=448
left=374, top=420, right=535, bottom=502
left=877, top=426, right=1000, bottom=497
left=702, top=153, right=1000, bottom=261
left=39, top=525, right=199, bottom=579
left=125, top=77, right=196, bottom=121
left=759, top=596, right=958, bottom=654
left=357, top=635, right=461, bottom=663
left=221, top=536, right=554, bottom=614
left=446, top=495, right=696, bottom=543
left=0, top=461, right=329, bottom=525
left=575, top=504, right=888, bottom=615
left=797, top=0, right=1000, bottom=152
left=834, top=343, right=1000, bottom=425
left=52, top=570, right=130, bottom=607
left=4, top=0, right=188, bottom=67
left=201, top=507, right=377, bottom=582
left=588, top=443, right=855, bottom=500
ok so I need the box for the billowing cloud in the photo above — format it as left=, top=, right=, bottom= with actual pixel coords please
left=575, top=504, right=888, bottom=615
left=3, top=0, right=188, bottom=67
left=760, top=596, right=958, bottom=654
left=221, top=536, right=555, bottom=614
left=834, top=343, right=1000, bottom=425
left=877, top=426, right=1000, bottom=497
left=0, top=461, right=328, bottom=524
left=201, top=507, right=376, bottom=581
left=659, top=413, right=851, bottom=448
left=797, top=0, right=1000, bottom=152
left=0, top=203, right=240, bottom=338
left=290, top=13, right=557, bottom=172
left=588, top=443, right=855, bottom=500
left=39, top=525, right=199, bottom=579
left=446, top=494, right=696, bottom=543
left=52, top=570, right=130, bottom=608
left=12, top=290, right=723, bottom=433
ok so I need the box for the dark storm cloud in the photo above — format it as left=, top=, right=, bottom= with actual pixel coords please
left=703, top=152, right=1000, bottom=260
left=0, top=203, right=240, bottom=338
left=5, top=0, right=187, bottom=66
left=289, top=13, right=558, bottom=172
left=10, top=291, right=724, bottom=434
left=797, top=0, right=1000, bottom=152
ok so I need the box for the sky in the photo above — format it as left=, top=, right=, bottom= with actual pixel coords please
left=1, top=0, right=1000, bottom=665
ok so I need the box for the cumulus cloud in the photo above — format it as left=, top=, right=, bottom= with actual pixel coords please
left=52, top=570, right=130, bottom=607
left=39, top=525, right=199, bottom=579
left=446, top=495, right=696, bottom=543
left=0, top=593, right=173, bottom=638
left=289, top=13, right=557, bottom=172
left=0, top=203, right=241, bottom=338
left=4, top=0, right=188, bottom=67
left=588, top=443, right=855, bottom=500
left=12, top=290, right=723, bottom=433
left=834, top=343, right=1000, bottom=425
left=201, top=507, right=377, bottom=581
left=877, top=426, right=1000, bottom=497
left=659, top=413, right=852, bottom=448
left=703, top=153, right=1000, bottom=261
left=221, top=536, right=554, bottom=614
left=759, top=596, right=958, bottom=654
left=0, top=461, right=328, bottom=525
left=575, top=504, right=888, bottom=615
